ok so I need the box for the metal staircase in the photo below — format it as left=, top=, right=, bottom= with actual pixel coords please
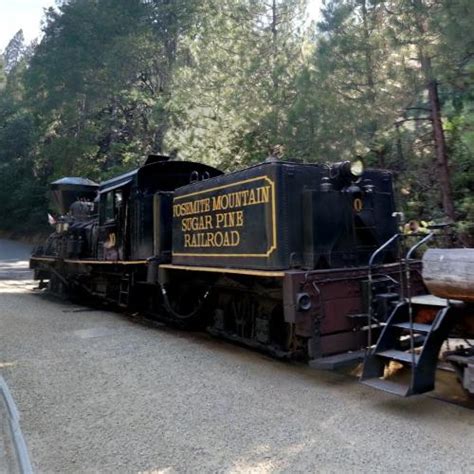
left=360, top=227, right=460, bottom=396
left=360, top=296, right=458, bottom=396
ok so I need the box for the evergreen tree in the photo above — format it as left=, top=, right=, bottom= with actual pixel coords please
left=0, top=0, right=471, bottom=238
left=166, top=0, right=307, bottom=167
left=0, top=57, right=6, bottom=90
left=3, top=30, right=25, bottom=74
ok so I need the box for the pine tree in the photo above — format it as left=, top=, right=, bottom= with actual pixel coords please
left=166, top=0, right=308, bottom=166
left=383, top=0, right=461, bottom=221
left=0, top=56, right=6, bottom=90
left=3, top=30, right=25, bottom=74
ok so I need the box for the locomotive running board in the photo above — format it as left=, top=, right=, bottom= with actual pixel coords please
left=159, top=263, right=285, bottom=278
left=309, top=350, right=365, bottom=370
left=30, top=256, right=147, bottom=265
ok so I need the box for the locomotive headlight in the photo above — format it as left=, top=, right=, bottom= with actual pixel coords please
left=330, top=159, right=364, bottom=183
left=350, top=159, right=364, bottom=178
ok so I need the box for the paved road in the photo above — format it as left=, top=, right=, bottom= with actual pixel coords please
left=0, top=239, right=33, bottom=281
left=0, top=239, right=473, bottom=473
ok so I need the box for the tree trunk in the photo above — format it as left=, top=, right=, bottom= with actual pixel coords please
left=423, top=249, right=474, bottom=302
left=271, top=0, right=279, bottom=138
left=413, top=0, right=456, bottom=221
left=419, top=54, right=456, bottom=221
left=360, top=0, right=384, bottom=167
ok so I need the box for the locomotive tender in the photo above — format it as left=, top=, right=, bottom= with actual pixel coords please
left=30, top=154, right=474, bottom=397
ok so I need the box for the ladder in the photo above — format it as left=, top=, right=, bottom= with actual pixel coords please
left=360, top=295, right=459, bottom=396
left=118, top=274, right=131, bottom=308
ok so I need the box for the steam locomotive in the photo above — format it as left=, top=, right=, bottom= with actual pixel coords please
left=30, top=155, right=474, bottom=397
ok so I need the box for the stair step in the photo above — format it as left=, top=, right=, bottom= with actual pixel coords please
left=377, top=349, right=420, bottom=364
left=410, top=295, right=450, bottom=307
left=399, top=334, right=425, bottom=350
left=393, top=322, right=432, bottom=333
left=362, top=377, right=410, bottom=396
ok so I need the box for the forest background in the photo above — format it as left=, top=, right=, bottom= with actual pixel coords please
left=0, top=0, right=472, bottom=242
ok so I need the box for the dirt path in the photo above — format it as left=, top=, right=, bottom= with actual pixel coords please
left=0, top=240, right=473, bottom=472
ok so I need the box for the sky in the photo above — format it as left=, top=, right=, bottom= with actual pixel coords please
left=0, top=0, right=56, bottom=52
left=0, top=0, right=323, bottom=53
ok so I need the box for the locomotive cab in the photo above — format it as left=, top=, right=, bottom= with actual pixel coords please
left=97, top=156, right=223, bottom=261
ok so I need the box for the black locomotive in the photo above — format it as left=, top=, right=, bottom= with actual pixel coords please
left=30, top=155, right=474, bottom=397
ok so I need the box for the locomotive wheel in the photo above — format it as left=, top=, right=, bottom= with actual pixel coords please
left=207, top=275, right=306, bottom=359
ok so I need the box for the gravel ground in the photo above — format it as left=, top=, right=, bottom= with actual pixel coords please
left=0, top=239, right=473, bottom=473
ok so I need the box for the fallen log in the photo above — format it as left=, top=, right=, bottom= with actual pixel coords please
left=422, top=248, right=474, bottom=303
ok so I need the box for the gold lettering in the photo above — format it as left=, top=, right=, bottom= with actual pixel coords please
left=260, top=186, right=270, bottom=203
left=173, top=198, right=211, bottom=217
left=207, top=232, right=215, bottom=247
left=236, top=210, right=244, bottom=227
left=214, top=232, right=223, bottom=247
left=221, top=195, right=228, bottom=210
left=231, top=230, right=240, bottom=246
left=230, top=213, right=235, bottom=226
left=207, top=185, right=271, bottom=213
left=182, top=230, right=242, bottom=248
left=215, top=213, right=224, bottom=228
left=212, top=196, right=222, bottom=211
left=175, top=181, right=274, bottom=252
left=248, top=189, right=256, bottom=205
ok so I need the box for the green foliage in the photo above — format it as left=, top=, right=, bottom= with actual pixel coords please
left=3, top=30, right=25, bottom=74
left=0, top=0, right=471, bottom=239
left=0, top=57, right=6, bottom=91
left=166, top=0, right=308, bottom=167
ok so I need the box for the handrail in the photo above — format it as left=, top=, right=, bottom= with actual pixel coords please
left=404, top=231, right=435, bottom=386
left=368, top=233, right=400, bottom=269
left=406, top=232, right=434, bottom=260
left=367, top=233, right=400, bottom=349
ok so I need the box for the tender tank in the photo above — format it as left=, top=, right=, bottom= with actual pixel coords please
left=171, top=160, right=397, bottom=270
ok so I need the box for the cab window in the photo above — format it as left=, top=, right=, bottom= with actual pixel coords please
left=105, top=191, right=114, bottom=221
left=102, top=189, right=124, bottom=223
